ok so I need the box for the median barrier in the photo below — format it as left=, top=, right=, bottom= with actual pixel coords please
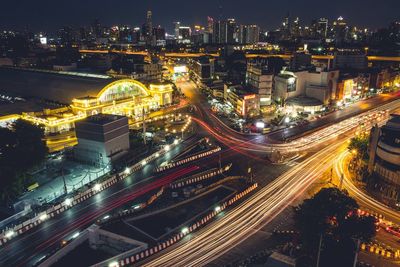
left=0, top=142, right=180, bottom=246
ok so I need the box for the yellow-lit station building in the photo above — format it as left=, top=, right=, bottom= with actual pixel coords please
left=15, top=79, right=173, bottom=134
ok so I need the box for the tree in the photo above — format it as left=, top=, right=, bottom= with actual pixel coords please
left=0, top=120, right=47, bottom=203
left=348, top=135, right=369, bottom=161
left=295, top=187, right=376, bottom=267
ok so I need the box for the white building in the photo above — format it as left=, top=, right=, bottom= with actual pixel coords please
left=74, top=114, right=130, bottom=166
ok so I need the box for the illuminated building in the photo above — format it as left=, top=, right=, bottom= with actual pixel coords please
left=274, top=69, right=338, bottom=110
left=213, top=19, right=236, bottom=44
left=74, top=114, right=129, bottom=166
left=368, top=114, right=400, bottom=206
left=333, top=49, right=368, bottom=70
left=239, top=25, right=260, bottom=44
left=333, top=16, right=348, bottom=45
left=246, top=62, right=273, bottom=106
left=189, top=56, right=215, bottom=84
left=20, top=79, right=173, bottom=134
left=224, top=84, right=260, bottom=118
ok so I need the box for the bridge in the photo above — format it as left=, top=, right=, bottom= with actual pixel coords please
left=79, top=49, right=400, bottom=62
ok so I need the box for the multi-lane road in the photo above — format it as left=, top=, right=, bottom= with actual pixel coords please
left=1, top=79, right=399, bottom=266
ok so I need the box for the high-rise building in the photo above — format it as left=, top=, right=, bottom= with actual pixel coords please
left=153, top=26, right=165, bottom=41
left=281, top=13, right=291, bottom=39
left=333, top=16, right=348, bottom=45
left=291, top=17, right=301, bottom=37
left=176, top=26, right=191, bottom=44
left=239, top=25, right=260, bottom=44
left=143, top=10, right=154, bottom=45
left=207, top=16, right=214, bottom=34
left=317, top=18, right=329, bottom=38
left=91, top=19, right=102, bottom=39
left=213, top=19, right=236, bottom=44
left=174, top=22, right=181, bottom=38
left=146, top=11, right=153, bottom=35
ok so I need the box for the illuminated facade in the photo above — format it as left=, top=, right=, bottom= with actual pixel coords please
left=19, top=79, right=173, bottom=133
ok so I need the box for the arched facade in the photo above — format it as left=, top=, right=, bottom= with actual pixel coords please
left=96, top=79, right=150, bottom=103
left=22, top=79, right=174, bottom=134
left=72, top=79, right=174, bottom=120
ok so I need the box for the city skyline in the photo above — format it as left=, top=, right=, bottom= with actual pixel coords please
left=1, top=0, right=399, bottom=32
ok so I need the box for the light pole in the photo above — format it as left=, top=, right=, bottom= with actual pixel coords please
left=316, top=234, right=323, bottom=267
left=352, top=239, right=361, bottom=267
left=142, top=106, right=147, bottom=145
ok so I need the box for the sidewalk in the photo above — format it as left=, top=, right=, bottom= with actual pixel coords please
left=18, top=158, right=110, bottom=206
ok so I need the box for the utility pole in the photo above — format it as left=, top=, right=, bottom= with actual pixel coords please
left=316, top=234, right=323, bottom=267
left=353, top=239, right=361, bottom=267
left=62, top=165, right=67, bottom=195
left=142, top=106, right=147, bottom=145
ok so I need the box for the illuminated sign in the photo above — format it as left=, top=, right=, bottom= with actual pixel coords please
left=244, top=94, right=256, bottom=100
left=174, top=65, right=188, bottom=73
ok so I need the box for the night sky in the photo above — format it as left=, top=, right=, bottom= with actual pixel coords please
left=1, top=0, right=399, bottom=33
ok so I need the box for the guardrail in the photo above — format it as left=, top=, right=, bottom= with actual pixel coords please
left=156, top=146, right=222, bottom=172
left=170, top=164, right=232, bottom=189
left=0, top=141, right=181, bottom=247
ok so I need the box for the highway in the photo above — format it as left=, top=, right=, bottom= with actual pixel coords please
left=143, top=138, right=349, bottom=266
left=179, top=80, right=400, bottom=154
left=137, top=83, right=400, bottom=267
left=1, top=79, right=398, bottom=266
left=0, top=136, right=211, bottom=267
left=335, top=150, right=400, bottom=225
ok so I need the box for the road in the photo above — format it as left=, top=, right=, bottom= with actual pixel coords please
left=142, top=139, right=351, bottom=266
left=335, top=150, right=400, bottom=261
left=2, top=80, right=398, bottom=266
left=135, top=81, right=400, bottom=266
left=0, top=136, right=209, bottom=267
left=179, top=80, right=400, bottom=155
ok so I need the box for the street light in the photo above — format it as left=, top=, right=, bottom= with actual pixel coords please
left=5, top=230, right=15, bottom=239
left=124, top=167, right=130, bottom=175
left=108, top=262, right=119, bottom=267
left=71, top=232, right=80, bottom=239
left=94, top=183, right=101, bottom=191
left=39, top=214, right=48, bottom=221
left=215, top=206, right=221, bottom=212
left=164, top=145, right=171, bottom=151
left=255, top=122, right=265, bottom=129
left=64, top=198, right=72, bottom=206
left=181, top=227, right=189, bottom=235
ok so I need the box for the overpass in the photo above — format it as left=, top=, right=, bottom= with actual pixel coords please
left=79, top=49, right=400, bottom=62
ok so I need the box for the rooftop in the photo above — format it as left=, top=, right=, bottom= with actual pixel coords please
left=80, top=114, right=127, bottom=125
left=287, top=96, right=323, bottom=107
left=385, top=114, right=400, bottom=129
left=0, top=67, right=113, bottom=104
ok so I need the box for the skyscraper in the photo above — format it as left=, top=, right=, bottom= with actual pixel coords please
left=146, top=10, right=153, bottom=36
left=333, top=16, right=348, bottom=45
left=317, top=18, right=329, bottom=38
left=239, top=25, right=260, bottom=44
left=213, top=19, right=236, bottom=44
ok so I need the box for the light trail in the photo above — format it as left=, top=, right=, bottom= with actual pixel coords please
left=141, top=101, right=400, bottom=267
left=143, top=141, right=343, bottom=267
left=335, top=151, right=400, bottom=225
left=195, top=99, right=400, bottom=154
